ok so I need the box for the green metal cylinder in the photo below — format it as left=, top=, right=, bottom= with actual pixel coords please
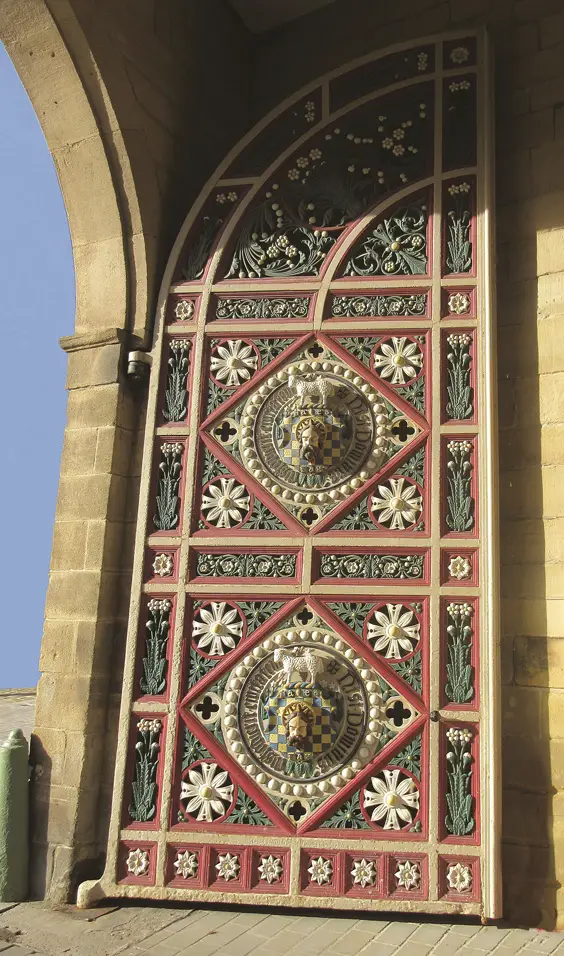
left=0, top=729, right=29, bottom=901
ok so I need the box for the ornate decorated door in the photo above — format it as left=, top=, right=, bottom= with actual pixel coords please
left=96, top=32, right=500, bottom=916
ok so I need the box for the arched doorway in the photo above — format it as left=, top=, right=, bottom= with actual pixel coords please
left=89, top=30, right=500, bottom=916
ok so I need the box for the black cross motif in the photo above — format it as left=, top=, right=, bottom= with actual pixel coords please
left=386, top=699, right=412, bottom=727
left=287, top=800, right=308, bottom=822
left=296, top=608, right=314, bottom=626
left=301, top=507, right=319, bottom=526
left=214, top=421, right=237, bottom=443
left=308, top=342, right=324, bottom=358
left=195, top=695, right=220, bottom=721
left=392, top=418, right=416, bottom=443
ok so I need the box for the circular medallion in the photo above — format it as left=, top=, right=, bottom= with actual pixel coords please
left=238, top=357, right=391, bottom=512
left=221, top=630, right=387, bottom=797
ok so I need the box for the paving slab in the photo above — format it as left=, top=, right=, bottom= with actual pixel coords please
left=2, top=903, right=564, bottom=956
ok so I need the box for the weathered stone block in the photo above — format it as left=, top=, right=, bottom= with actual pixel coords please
left=65, top=384, right=122, bottom=430
left=50, top=522, right=88, bottom=572
left=540, top=11, right=564, bottom=47
left=66, top=343, right=122, bottom=390
left=45, top=571, right=103, bottom=621
left=38, top=621, right=77, bottom=674
left=515, top=637, right=564, bottom=688
left=502, top=686, right=543, bottom=738
left=59, top=429, right=97, bottom=477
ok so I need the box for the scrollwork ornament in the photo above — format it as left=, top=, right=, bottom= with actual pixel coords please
left=215, top=297, right=309, bottom=321
left=319, top=552, right=424, bottom=580
left=196, top=552, right=297, bottom=578
left=332, top=293, right=427, bottom=318
left=344, top=203, right=427, bottom=277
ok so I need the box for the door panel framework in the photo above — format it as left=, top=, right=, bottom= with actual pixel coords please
left=86, top=31, right=500, bottom=917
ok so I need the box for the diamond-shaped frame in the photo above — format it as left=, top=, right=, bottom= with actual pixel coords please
left=200, top=333, right=429, bottom=534
left=176, top=596, right=426, bottom=836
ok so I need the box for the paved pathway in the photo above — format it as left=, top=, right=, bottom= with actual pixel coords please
left=1, top=905, right=564, bottom=956
left=0, top=691, right=35, bottom=745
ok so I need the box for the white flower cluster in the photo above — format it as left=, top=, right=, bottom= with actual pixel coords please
left=305, top=100, right=315, bottom=123
left=160, top=442, right=183, bottom=457
left=447, top=602, right=473, bottom=618
left=449, top=79, right=471, bottom=92
left=450, top=46, right=470, bottom=64
left=169, top=338, right=190, bottom=353
left=215, top=191, right=238, bottom=204
left=147, top=598, right=172, bottom=613
left=447, top=333, right=472, bottom=348
left=447, top=181, right=471, bottom=196
left=174, top=299, right=194, bottom=321
left=446, top=727, right=472, bottom=745
left=447, top=439, right=472, bottom=456
left=419, top=102, right=427, bottom=118
left=137, top=719, right=162, bottom=734
left=417, top=51, right=428, bottom=71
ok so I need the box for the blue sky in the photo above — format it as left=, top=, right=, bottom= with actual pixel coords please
left=0, top=42, right=74, bottom=688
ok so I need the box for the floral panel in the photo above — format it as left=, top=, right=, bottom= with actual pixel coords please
left=442, top=598, right=478, bottom=709
left=343, top=852, right=383, bottom=896
left=440, top=723, right=479, bottom=845
left=340, top=193, right=431, bottom=279
left=443, top=179, right=475, bottom=277
left=328, top=290, right=429, bottom=321
left=166, top=843, right=205, bottom=888
left=151, top=440, right=186, bottom=534
left=438, top=855, right=480, bottom=902
left=124, top=716, right=166, bottom=830
left=166, top=294, right=199, bottom=325
left=144, top=546, right=178, bottom=584
left=212, top=294, right=313, bottom=323
left=135, top=597, right=175, bottom=701
left=190, top=549, right=300, bottom=582
left=159, top=336, right=193, bottom=426
left=442, top=287, right=475, bottom=319
left=314, top=548, right=429, bottom=584
left=119, top=841, right=157, bottom=886
left=442, top=438, right=476, bottom=537
left=441, top=548, right=479, bottom=587
left=442, top=330, right=475, bottom=423
left=388, top=853, right=428, bottom=899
